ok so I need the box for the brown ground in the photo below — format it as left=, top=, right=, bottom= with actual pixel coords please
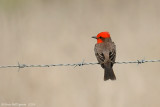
left=0, top=0, right=160, bottom=107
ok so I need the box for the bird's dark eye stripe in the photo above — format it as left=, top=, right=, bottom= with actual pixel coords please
left=98, top=36, right=103, bottom=39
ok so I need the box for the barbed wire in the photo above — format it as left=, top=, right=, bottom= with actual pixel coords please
left=0, top=59, right=159, bottom=69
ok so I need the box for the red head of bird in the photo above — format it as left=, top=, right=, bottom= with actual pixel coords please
left=92, top=32, right=110, bottom=44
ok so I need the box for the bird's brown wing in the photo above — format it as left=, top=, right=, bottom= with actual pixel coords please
left=95, top=52, right=105, bottom=64
left=94, top=44, right=106, bottom=68
left=95, top=52, right=106, bottom=68
left=109, top=42, right=116, bottom=67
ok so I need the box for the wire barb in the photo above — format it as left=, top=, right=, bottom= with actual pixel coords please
left=18, top=62, right=26, bottom=68
left=74, top=59, right=85, bottom=68
left=0, top=59, right=159, bottom=68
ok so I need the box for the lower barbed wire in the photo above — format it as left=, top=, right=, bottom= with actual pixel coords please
left=0, top=59, right=160, bottom=68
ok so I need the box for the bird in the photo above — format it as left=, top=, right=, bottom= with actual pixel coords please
left=92, top=32, right=116, bottom=81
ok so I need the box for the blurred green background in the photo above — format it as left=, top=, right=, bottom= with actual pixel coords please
left=0, top=0, right=160, bottom=107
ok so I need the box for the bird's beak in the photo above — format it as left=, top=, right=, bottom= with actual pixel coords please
left=92, top=36, right=97, bottom=39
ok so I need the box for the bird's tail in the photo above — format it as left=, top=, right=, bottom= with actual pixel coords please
left=104, top=66, right=116, bottom=81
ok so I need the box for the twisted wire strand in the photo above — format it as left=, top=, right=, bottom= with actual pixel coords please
left=0, top=59, right=160, bottom=68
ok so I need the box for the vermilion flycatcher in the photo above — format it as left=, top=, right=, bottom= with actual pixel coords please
left=92, top=32, right=116, bottom=81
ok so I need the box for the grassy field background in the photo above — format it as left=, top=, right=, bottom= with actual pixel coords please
left=0, top=0, right=160, bottom=107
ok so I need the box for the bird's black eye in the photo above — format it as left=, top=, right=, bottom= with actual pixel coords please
left=99, top=37, right=102, bottom=39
